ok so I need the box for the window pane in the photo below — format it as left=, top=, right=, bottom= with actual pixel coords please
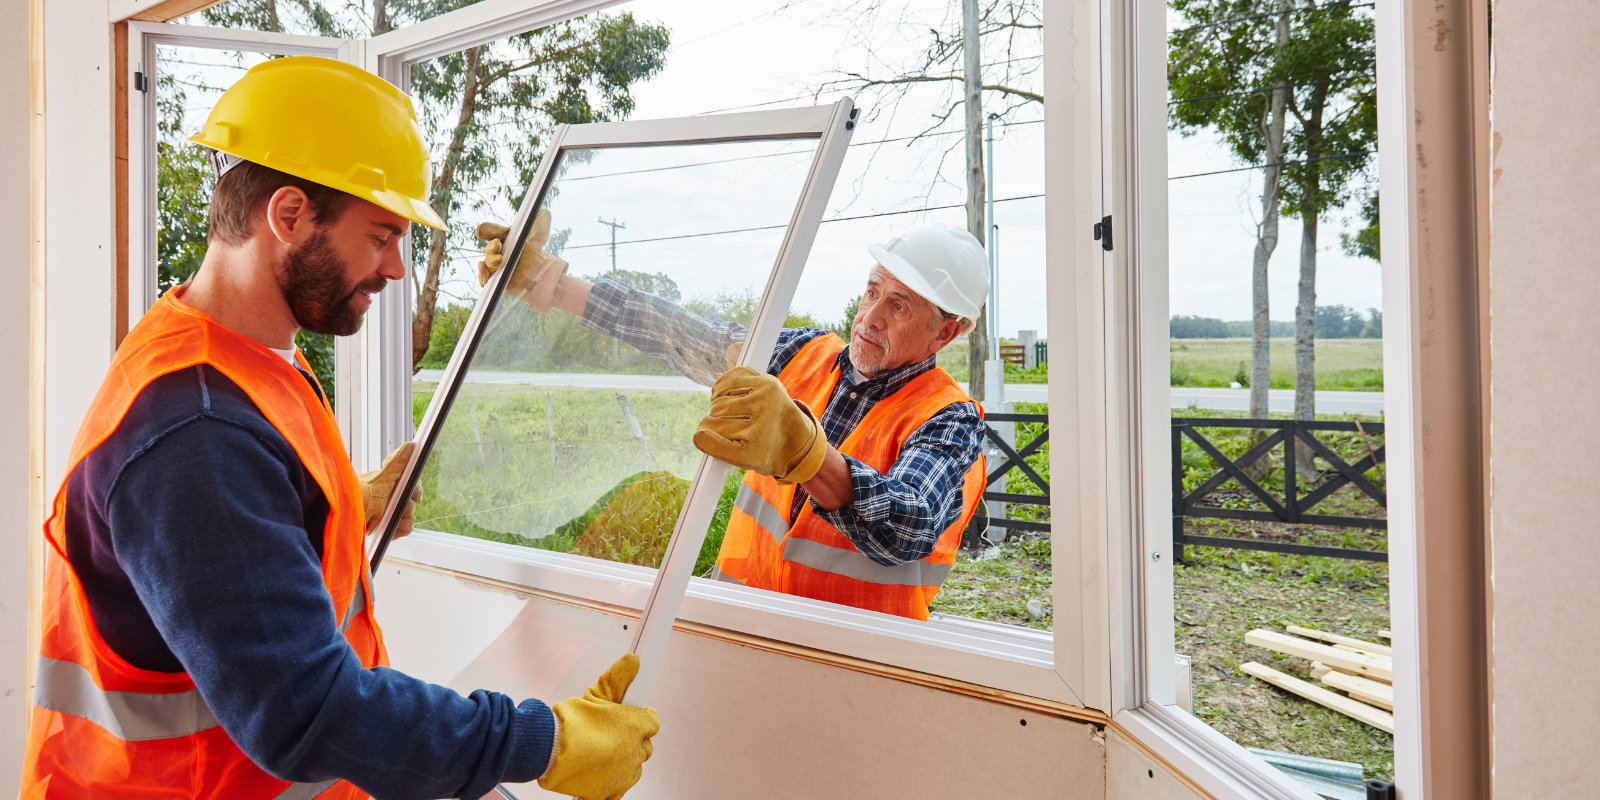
left=414, top=139, right=820, bottom=578
left=1166, top=0, right=1390, bottom=782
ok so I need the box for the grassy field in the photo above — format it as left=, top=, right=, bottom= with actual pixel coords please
left=1172, top=337, right=1383, bottom=391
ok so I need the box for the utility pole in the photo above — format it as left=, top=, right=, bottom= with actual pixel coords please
left=986, top=112, right=1000, bottom=365
left=598, top=217, right=626, bottom=273
left=962, top=0, right=988, bottom=403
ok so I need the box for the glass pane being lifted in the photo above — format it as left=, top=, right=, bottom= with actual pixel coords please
left=413, top=139, right=820, bottom=574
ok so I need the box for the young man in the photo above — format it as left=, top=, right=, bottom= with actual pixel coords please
left=480, top=217, right=990, bottom=620
left=21, top=57, right=656, bottom=800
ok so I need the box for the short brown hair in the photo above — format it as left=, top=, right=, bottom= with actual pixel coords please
left=208, top=159, right=360, bottom=246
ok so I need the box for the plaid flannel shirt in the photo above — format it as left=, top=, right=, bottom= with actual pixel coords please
left=581, top=276, right=984, bottom=566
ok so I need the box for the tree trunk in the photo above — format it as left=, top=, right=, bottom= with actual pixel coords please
left=1294, top=214, right=1317, bottom=472
left=412, top=45, right=485, bottom=371
left=1293, top=80, right=1330, bottom=476
left=1248, top=1, right=1292, bottom=422
left=962, top=0, right=988, bottom=402
left=372, top=0, right=390, bottom=34
left=264, top=0, right=280, bottom=32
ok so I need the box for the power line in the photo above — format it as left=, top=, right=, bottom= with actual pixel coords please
left=562, top=193, right=1043, bottom=250
left=1168, top=149, right=1374, bottom=180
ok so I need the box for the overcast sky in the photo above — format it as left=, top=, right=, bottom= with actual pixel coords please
left=168, top=0, right=1383, bottom=338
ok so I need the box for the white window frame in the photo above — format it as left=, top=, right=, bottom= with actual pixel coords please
left=118, top=0, right=1467, bottom=796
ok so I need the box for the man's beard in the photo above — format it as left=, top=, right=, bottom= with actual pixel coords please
left=849, top=324, right=892, bottom=374
left=279, top=229, right=385, bottom=337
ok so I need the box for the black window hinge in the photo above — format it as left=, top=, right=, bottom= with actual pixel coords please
left=134, top=71, right=148, bottom=92
left=1092, top=214, right=1112, bottom=251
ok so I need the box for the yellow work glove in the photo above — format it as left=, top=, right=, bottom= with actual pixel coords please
left=693, top=366, right=829, bottom=485
left=476, top=208, right=567, bottom=314
left=540, top=653, right=661, bottom=800
left=357, top=442, right=420, bottom=538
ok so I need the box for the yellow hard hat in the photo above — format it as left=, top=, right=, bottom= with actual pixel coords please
left=190, top=56, right=445, bottom=230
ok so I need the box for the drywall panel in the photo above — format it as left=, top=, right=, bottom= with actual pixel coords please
left=376, top=563, right=1108, bottom=799
left=0, top=0, right=32, bottom=789
left=1106, top=729, right=1206, bottom=800
left=43, top=0, right=117, bottom=497
left=1488, top=0, right=1600, bottom=795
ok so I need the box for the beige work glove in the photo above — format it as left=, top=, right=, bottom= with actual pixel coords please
left=693, top=367, right=829, bottom=485
left=540, top=653, right=661, bottom=800
left=476, top=208, right=566, bottom=314
left=358, top=442, right=420, bottom=538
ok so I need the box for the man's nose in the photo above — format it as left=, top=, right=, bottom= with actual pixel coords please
left=377, top=242, right=406, bottom=281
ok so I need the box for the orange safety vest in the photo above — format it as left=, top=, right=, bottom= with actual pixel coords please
left=21, top=289, right=386, bottom=800
left=715, top=334, right=986, bottom=620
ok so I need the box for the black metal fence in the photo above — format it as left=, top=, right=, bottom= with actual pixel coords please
left=1173, top=418, right=1388, bottom=563
left=964, top=412, right=1050, bottom=548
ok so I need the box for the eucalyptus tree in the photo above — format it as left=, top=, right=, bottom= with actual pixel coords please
left=1169, top=0, right=1293, bottom=421
left=1169, top=0, right=1374, bottom=434
left=1277, top=2, right=1375, bottom=429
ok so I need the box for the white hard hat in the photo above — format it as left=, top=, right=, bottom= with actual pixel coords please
left=867, top=223, right=989, bottom=335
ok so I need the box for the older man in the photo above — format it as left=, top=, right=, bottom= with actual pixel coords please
left=478, top=217, right=990, bottom=620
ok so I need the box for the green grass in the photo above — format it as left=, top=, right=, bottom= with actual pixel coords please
left=1171, top=337, right=1383, bottom=391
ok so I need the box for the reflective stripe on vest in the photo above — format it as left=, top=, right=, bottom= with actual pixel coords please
left=735, top=468, right=955, bottom=588
left=338, top=579, right=367, bottom=634
left=275, top=779, right=340, bottom=799
left=781, top=537, right=953, bottom=587
left=33, top=656, right=219, bottom=741
left=734, top=483, right=788, bottom=541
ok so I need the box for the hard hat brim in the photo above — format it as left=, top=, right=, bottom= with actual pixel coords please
left=867, top=244, right=978, bottom=335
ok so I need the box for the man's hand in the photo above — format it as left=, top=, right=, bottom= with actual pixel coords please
left=540, top=653, right=661, bottom=800
left=693, top=367, right=829, bottom=485
left=358, top=442, right=420, bottom=539
left=476, top=208, right=568, bottom=314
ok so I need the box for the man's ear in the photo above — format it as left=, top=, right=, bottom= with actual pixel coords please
left=264, top=186, right=314, bottom=246
left=933, top=316, right=963, bottom=350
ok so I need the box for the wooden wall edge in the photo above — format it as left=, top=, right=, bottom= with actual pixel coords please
left=126, top=0, right=224, bottom=23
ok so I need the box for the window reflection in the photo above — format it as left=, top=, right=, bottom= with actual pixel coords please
left=414, top=140, right=819, bottom=577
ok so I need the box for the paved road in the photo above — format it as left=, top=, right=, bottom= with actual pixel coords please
left=416, top=371, right=1382, bottom=414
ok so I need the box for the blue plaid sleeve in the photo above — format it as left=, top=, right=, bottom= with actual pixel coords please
left=813, top=401, right=985, bottom=566
left=580, top=276, right=827, bottom=383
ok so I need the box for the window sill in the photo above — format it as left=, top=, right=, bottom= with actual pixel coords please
left=1112, top=703, right=1322, bottom=800
left=387, top=529, right=1081, bottom=705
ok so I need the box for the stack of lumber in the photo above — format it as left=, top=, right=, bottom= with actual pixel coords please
left=1240, top=625, right=1394, bottom=734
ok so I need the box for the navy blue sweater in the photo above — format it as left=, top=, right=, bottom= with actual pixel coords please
left=61, top=364, right=553, bottom=800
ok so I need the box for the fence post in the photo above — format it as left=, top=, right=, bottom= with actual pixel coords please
left=1284, top=419, right=1300, bottom=523
left=1018, top=329, right=1038, bottom=369
left=1172, top=419, right=1186, bottom=562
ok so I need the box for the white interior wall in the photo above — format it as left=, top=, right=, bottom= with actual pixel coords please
left=1488, top=0, right=1600, bottom=794
left=377, top=563, right=1120, bottom=800
left=0, top=0, right=34, bottom=791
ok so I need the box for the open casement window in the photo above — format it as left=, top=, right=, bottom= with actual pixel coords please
left=371, top=101, right=860, bottom=699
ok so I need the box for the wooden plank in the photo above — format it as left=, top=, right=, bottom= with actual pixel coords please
left=1379, top=629, right=1392, bottom=639
left=1286, top=624, right=1393, bottom=656
left=1245, top=628, right=1393, bottom=681
left=1332, top=642, right=1393, bottom=660
left=1311, top=660, right=1390, bottom=684
left=1320, top=670, right=1395, bottom=711
left=1241, top=661, right=1394, bottom=734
